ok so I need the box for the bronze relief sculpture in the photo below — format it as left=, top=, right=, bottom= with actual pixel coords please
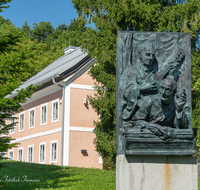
left=116, top=31, right=195, bottom=155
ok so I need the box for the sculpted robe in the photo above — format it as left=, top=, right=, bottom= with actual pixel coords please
left=133, top=95, right=190, bottom=129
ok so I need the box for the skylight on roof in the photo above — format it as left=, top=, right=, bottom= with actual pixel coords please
left=63, top=46, right=77, bottom=55
left=64, top=49, right=74, bottom=55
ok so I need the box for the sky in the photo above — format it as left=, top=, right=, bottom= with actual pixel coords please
left=0, top=0, right=82, bottom=29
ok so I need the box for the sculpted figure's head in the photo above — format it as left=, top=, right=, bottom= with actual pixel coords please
left=159, top=77, right=177, bottom=104
left=138, top=44, right=155, bottom=67
left=175, top=48, right=185, bottom=63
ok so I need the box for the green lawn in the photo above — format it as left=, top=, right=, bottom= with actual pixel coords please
left=199, top=179, right=200, bottom=189
left=1, top=160, right=200, bottom=189
left=0, top=160, right=115, bottom=190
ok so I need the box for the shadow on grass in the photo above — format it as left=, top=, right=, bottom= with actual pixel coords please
left=0, top=160, right=82, bottom=190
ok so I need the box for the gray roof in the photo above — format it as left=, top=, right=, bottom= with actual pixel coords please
left=6, top=46, right=89, bottom=98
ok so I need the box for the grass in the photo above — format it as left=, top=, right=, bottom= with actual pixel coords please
left=2, top=160, right=200, bottom=189
left=0, top=160, right=115, bottom=190
left=198, top=179, right=200, bottom=189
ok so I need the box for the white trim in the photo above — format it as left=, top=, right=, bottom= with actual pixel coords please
left=69, top=84, right=95, bottom=90
left=52, top=99, right=59, bottom=123
left=19, top=112, right=25, bottom=132
left=39, top=142, right=46, bottom=164
left=18, top=147, right=23, bottom=161
left=10, top=128, right=61, bottom=143
left=41, top=103, right=47, bottom=126
left=50, top=140, right=58, bottom=164
left=99, top=155, right=103, bottom=164
left=63, top=85, right=70, bottom=166
left=69, top=126, right=94, bottom=132
left=29, top=107, right=35, bottom=129
left=8, top=149, right=14, bottom=160
left=27, top=145, right=34, bottom=163
left=10, top=116, right=15, bottom=134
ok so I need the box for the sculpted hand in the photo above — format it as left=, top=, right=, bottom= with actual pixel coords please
left=140, top=82, right=157, bottom=93
left=174, top=89, right=187, bottom=112
left=169, top=61, right=179, bottom=69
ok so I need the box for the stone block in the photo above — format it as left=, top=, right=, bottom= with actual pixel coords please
left=116, top=155, right=198, bottom=190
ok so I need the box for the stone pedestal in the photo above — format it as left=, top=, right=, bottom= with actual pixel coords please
left=116, top=155, right=198, bottom=190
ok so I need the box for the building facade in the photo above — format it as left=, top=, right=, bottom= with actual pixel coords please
left=5, top=46, right=103, bottom=169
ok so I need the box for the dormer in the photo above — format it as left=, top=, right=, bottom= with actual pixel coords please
left=63, top=46, right=77, bottom=55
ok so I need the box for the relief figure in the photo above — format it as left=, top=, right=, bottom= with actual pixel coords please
left=121, top=43, right=186, bottom=125
left=129, top=77, right=190, bottom=140
left=120, top=43, right=158, bottom=122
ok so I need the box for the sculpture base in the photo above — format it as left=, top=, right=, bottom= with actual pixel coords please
left=116, top=155, right=198, bottom=190
left=125, top=138, right=196, bottom=155
left=122, top=128, right=196, bottom=155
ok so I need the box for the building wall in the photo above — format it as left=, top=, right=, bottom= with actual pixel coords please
left=7, top=90, right=62, bottom=166
left=69, top=131, right=102, bottom=168
left=10, top=132, right=61, bottom=165
left=72, top=70, right=95, bottom=86
left=6, top=67, right=102, bottom=169
left=68, top=86, right=102, bottom=168
left=10, top=90, right=62, bottom=139
left=70, top=88, right=98, bottom=128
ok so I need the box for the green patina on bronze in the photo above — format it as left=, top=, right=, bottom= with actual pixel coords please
left=116, top=31, right=195, bottom=155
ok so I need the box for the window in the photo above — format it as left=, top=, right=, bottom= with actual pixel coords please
left=9, top=150, right=14, bottom=160
left=18, top=148, right=23, bottom=161
left=52, top=100, right=59, bottom=122
left=28, top=145, right=33, bottom=163
left=0, top=152, right=5, bottom=158
left=10, top=116, right=15, bottom=134
left=19, top=112, right=24, bottom=132
left=29, top=108, right=35, bottom=128
left=39, top=142, right=46, bottom=163
left=41, top=104, right=47, bottom=125
left=50, top=140, right=58, bottom=163
left=99, top=155, right=103, bottom=164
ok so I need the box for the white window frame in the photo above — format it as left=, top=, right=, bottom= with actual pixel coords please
left=0, top=152, right=5, bottom=158
left=18, top=147, right=23, bottom=161
left=19, top=112, right=25, bottom=132
left=41, top=103, right=47, bottom=125
left=99, top=155, right=103, bottom=164
left=52, top=99, right=59, bottom=123
left=27, top=145, right=33, bottom=163
left=9, top=150, right=14, bottom=160
left=50, top=140, right=58, bottom=163
left=10, top=116, right=15, bottom=134
left=39, top=142, right=46, bottom=164
left=29, top=108, right=35, bottom=129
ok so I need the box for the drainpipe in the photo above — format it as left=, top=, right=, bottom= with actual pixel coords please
left=52, top=77, right=65, bottom=166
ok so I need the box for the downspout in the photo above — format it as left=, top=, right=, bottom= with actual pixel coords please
left=52, top=77, right=65, bottom=166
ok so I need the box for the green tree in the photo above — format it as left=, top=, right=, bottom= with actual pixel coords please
left=0, top=15, right=13, bottom=25
left=45, top=18, right=90, bottom=48
left=0, top=23, right=37, bottom=148
left=72, top=0, right=200, bottom=169
left=0, top=19, right=63, bottom=169
left=0, top=8, right=65, bottom=189
left=0, top=0, right=11, bottom=12
left=30, top=21, right=54, bottom=42
left=0, top=6, right=41, bottom=186
left=21, top=20, right=31, bottom=36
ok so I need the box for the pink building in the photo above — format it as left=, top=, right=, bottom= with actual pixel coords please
left=5, top=46, right=103, bottom=169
